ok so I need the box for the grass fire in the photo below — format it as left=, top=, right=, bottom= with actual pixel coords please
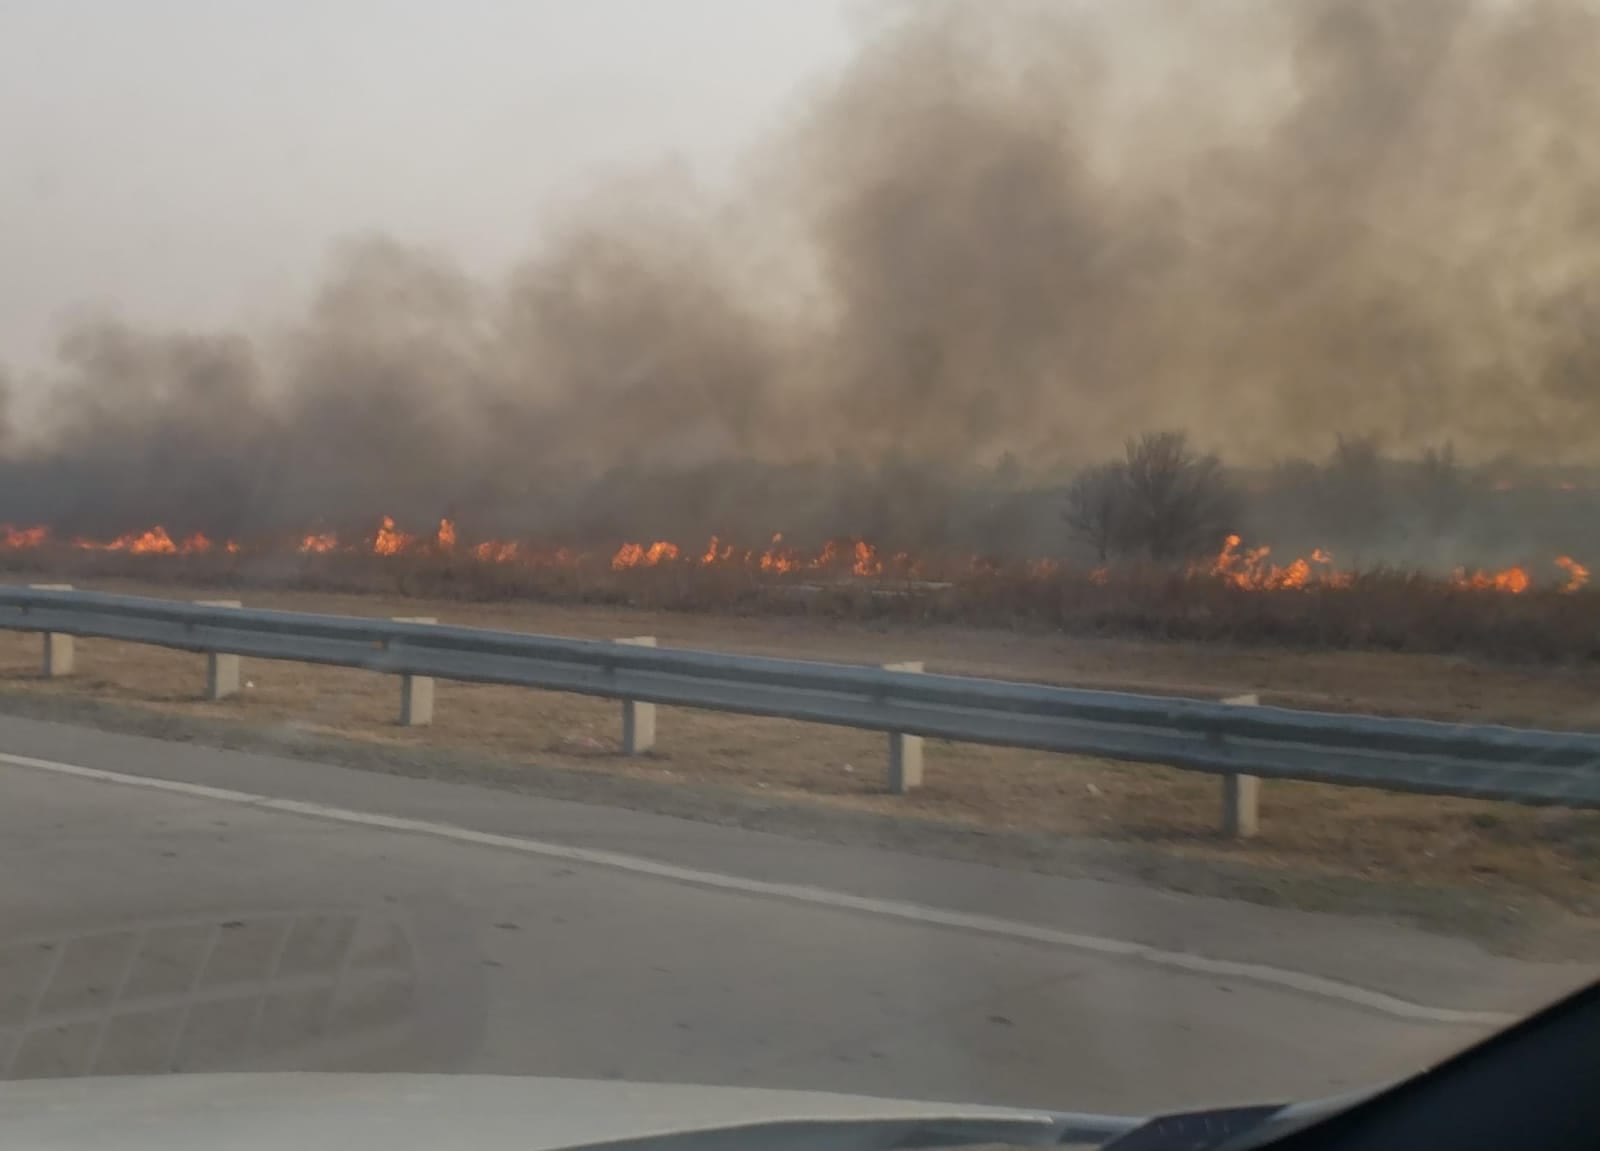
left=0, top=514, right=1585, bottom=596
left=4, top=509, right=1600, bottom=665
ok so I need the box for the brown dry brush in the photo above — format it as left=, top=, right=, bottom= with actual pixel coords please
left=5, top=551, right=1600, bottom=664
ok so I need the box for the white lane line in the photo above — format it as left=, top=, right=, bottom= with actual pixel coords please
left=0, top=751, right=1518, bottom=1029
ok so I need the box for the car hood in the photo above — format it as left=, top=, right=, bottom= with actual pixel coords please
left=0, top=1073, right=1085, bottom=1151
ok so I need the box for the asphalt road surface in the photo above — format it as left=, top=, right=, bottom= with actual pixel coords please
left=0, top=714, right=1591, bottom=1117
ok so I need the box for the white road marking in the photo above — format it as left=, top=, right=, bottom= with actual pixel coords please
left=0, top=750, right=1517, bottom=1029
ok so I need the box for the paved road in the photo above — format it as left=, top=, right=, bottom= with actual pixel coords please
left=0, top=716, right=1591, bottom=1117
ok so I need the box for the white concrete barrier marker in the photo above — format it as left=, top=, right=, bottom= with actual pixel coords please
left=392, top=617, right=437, bottom=727
left=1221, top=692, right=1262, bottom=838
left=884, top=660, right=926, bottom=794
left=29, top=584, right=75, bottom=678
left=615, top=636, right=657, bottom=755
left=195, top=599, right=243, bottom=700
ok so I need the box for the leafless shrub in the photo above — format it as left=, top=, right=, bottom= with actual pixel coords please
left=1116, top=432, right=1240, bottom=562
left=1062, top=462, right=1128, bottom=562
left=1410, top=442, right=1470, bottom=537
left=1316, top=434, right=1390, bottom=559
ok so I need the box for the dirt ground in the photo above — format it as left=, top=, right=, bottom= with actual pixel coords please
left=2, top=577, right=1597, bottom=941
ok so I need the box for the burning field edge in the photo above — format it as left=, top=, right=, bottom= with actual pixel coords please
left=2, top=524, right=1600, bottom=664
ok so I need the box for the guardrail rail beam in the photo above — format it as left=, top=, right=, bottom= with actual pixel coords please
left=2, top=586, right=1598, bottom=813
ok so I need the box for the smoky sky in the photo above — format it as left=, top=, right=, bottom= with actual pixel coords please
left=6, top=0, right=1600, bottom=539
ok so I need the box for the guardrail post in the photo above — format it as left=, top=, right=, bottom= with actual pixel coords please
left=1220, top=693, right=1261, bottom=839
left=616, top=636, right=657, bottom=755
left=884, top=661, right=925, bottom=793
left=392, top=617, right=437, bottom=727
left=196, top=599, right=242, bottom=700
left=29, top=584, right=75, bottom=677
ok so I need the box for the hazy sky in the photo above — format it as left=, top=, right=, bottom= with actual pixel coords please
left=0, top=0, right=857, bottom=365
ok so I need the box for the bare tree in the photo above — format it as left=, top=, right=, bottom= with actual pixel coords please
left=1062, top=461, right=1128, bottom=562
left=1118, top=431, right=1238, bottom=562
left=1411, top=441, right=1468, bottom=537
left=1318, top=433, right=1389, bottom=557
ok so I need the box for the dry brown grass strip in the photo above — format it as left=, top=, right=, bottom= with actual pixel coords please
left=7, top=549, right=1600, bottom=663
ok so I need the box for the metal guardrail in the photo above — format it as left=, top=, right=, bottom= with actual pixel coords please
left=2, top=585, right=1599, bottom=813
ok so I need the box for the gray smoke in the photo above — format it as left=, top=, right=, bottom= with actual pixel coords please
left=4, top=0, right=1600, bottom=546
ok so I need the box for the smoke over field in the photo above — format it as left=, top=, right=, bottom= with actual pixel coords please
left=4, top=0, right=1600, bottom=560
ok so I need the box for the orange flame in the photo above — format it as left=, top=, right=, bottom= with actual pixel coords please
left=436, top=519, right=456, bottom=553
left=1278, top=557, right=1312, bottom=589
left=473, top=540, right=520, bottom=563
left=373, top=516, right=410, bottom=557
left=1556, top=555, right=1590, bottom=593
left=1199, top=536, right=1353, bottom=590
left=1, top=525, right=49, bottom=549
left=78, top=526, right=180, bottom=555
left=611, top=541, right=681, bottom=570
left=130, top=527, right=178, bottom=555
left=611, top=543, right=644, bottom=569
left=759, top=533, right=797, bottom=574
left=810, top=539, right=844, bottom=570
left=1451, top=565, right=1531, bottom=594
left=300, top=531, right=338, bottom=554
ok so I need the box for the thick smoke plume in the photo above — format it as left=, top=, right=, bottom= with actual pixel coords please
left=5, top=0, right=1600, bottom=551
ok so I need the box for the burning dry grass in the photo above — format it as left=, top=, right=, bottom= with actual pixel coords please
left=4, top=545, right=1600, bottom=664
left=0, top=578, right=1596, bottom=932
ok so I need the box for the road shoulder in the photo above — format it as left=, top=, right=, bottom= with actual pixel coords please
left=0, top=701, right=1589, bottom=1017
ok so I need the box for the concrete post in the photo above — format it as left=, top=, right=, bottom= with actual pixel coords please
left=615, top=636, right=657, bottom=755
left=1220, top=693, right=1261, bottom=839
left=30, top=584, right=74, bottom=678
left=196, top=599, right=242, bottom=700
left=392, top=617, right=437, bottom=727
left=884, top=660, right=925, bottom=794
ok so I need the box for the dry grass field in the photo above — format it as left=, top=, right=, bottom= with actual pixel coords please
left=4, top=547, right=1600, bottom=663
